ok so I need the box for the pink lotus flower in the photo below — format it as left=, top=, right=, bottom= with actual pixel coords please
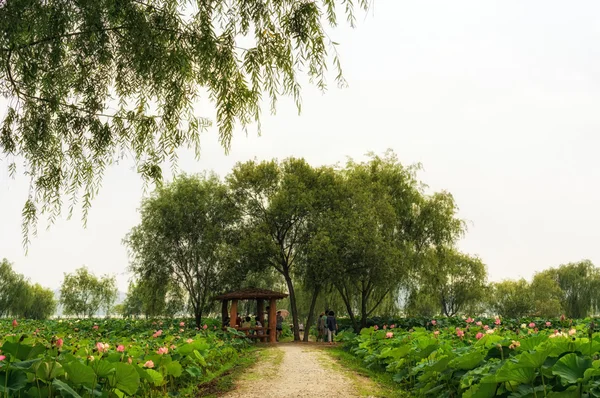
left=560, top=314, right=566, bottom=321
left=0, top=355, right=5, bottom=361
left=456, top=329, right=464, bottom=338
left=385, top=332, right=394, bottom=339
left=213, top=325, right=217, bottom=330
left=93, top=325, right=99, bottom=330
left=433, top=330, right=440, bottom=336
left=203, top=324, right=208, bottom=330
left=383, top=325, right=387, bottom=330
left=390, top=324, right=396, bottom=329
left=156, top=347, right=169, bottom=355
left=529, top=322, right=535, bottom=328
left=127, top=357, right=132, bottom=364
left=56, top=338, right=64, bottom=348
left=495, top=318, right=501, bottom=325
left=179, top=329, right=184, bottom=333
left=170, top=345, right=176, bottom=350
left=476, top=332, right=484, bottom=340
left=483, top=325, right=490, bottom=330
left=96, top=342, right=109, bottom=353
left=152, top=330, right=163, bottom=338
left=431, top=320, right=437, bottom=326
left=374, top=325, right=379, bottom=331
left=546, top=321, right=552, bottom=327
left=12, top=319, right=17, bottom=328
left=179, top=322, right=185, bottom=327
left=186, top=338, right=194, bottom=344
left=466, top=317, right=474, bottom=324
left=144, top=360, right=154, bottom=368
left=476, top=321, right=482, bottom=326
left=117, top=345, right=125, bottom=352
left=569, top=329, right=577, bottom=336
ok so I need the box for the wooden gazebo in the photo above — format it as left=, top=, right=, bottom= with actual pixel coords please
left=214, top=288, right=288, bottom=343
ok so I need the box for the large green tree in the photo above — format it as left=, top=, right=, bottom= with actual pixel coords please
left=1, top=0, right=367, bottom=243
left=318, top=152, right=464, bottom=331
left=414, top=249, right=487, bottom=317
left=0, top=259, right=26, bottom=317
left=126, top=173, right=238, bottom=327
left=60, top=266, right=116, bottom=317
left=488, top=279, right=533, bottom=319
left=537, top=260, right=600, bottom=318
left=22, top=283, right=57, bottom=320
left=0, top=258, right=56, bottom=319
left=227, top=158, right=332, bottom=340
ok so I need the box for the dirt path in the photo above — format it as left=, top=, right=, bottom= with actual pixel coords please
left=222, top=343, right=380, bottom=398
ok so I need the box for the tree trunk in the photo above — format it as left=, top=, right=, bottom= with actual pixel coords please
left=283, top=270, right=301, bottom=341
left=337, top=285, right=359, bottom=332
left=194, top=306, right=203, bottom=329
left=360, top=289, right=368, bottom=330
left=303, top=285, right=321, bottom=342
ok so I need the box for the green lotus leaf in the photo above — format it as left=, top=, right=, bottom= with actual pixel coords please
left=552, top=353, right=592, bottom=384
left=448, top=350, right=486, bottom=370
left=112, top=363, right=140, bottom=395
left=52, top=379, right=82, bottom=398
left=144, top=369, right=164, bottom=386
left=494, top=363, right=536, bottom=384
left=94, top=360, right=115, bottom=378
left=514, top=349, right=550, bottom=369
left=0, top=369, right=28, bottom=392
left=64, top=360, right=96, bottom=389
left=166, top=361, right=183, bottom=377
left=462, top=382, right=497, bottom=398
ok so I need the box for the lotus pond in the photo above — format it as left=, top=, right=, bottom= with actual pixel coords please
left=0, top=318, right=249, bottom=397
left=337, top=317, right=600, bottom=397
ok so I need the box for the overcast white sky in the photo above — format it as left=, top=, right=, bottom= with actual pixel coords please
left=1, top=0, right=599, bottom=292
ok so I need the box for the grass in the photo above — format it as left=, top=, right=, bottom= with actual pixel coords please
left=191, top=346, right=262, bottom=397
left=320, top=346, right=411, bottom=398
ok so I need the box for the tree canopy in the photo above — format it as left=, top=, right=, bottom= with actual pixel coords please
left=125, top=173, right=239, bottom=327
left=0, top=0, right=368, bottom=243
left=60, top=266, right=117, bottom=317
left=0, top=258, right=56, bottom=319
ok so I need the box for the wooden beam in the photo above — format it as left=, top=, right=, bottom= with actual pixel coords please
left=230, top=299, right=238, bottom=328
left=269, top=298, right=277, bottom=343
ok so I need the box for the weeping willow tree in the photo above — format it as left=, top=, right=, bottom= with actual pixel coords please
left=0, top=0, right=369, bottom=244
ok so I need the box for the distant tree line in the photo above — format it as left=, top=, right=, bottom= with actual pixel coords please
left=0, top=258, right=56, bottom=319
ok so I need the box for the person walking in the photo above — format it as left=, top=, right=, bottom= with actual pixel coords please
left=317, top=312, right=327, bottom=342
left=326, top=311, right=338, bottom=345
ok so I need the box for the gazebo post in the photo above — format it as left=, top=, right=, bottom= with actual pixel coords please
left=230, top=299, right=238, bottom=328
left=269, top=298, right=277, bottom=343
left=221, top=300, right=228, bottom=327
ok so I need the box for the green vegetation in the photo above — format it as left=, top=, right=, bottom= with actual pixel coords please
left=0, top=259, right=56, bottom=320
left=60, top=267, right=118, bottom=318
left=0, top=318, right=249, bottom=397
left=337, top=317, right=600, bottom=397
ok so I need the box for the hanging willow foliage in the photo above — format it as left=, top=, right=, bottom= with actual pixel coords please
left=0, top=0, right=368, bottom=244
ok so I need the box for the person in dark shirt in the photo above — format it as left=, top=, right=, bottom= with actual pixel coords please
left=326, top=311, right=338, bottom=345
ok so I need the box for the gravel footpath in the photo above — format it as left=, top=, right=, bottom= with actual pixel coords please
left=223, top=343, right=362, bottom=398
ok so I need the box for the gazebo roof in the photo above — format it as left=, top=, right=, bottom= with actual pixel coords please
left=214, top=287, right=288, bottom=301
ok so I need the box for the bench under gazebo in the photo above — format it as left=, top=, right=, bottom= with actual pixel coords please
left=214, top=288, right=288, bottom=343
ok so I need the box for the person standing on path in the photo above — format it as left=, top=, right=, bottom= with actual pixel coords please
left=317, top=312, right=327, bottom=342
left=326, top=311, right=338, bottom=345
